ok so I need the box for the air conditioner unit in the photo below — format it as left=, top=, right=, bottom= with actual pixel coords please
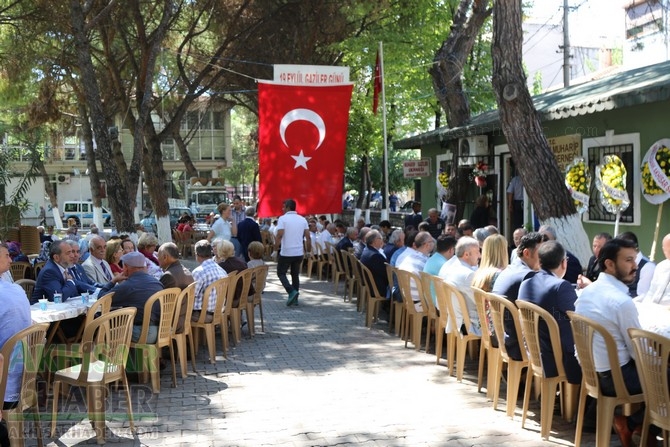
left=57, top=174, right=71, bottom=184
left=458, top=135, right=488, bottom=166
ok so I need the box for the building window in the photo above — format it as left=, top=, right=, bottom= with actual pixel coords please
left=213, top=111, right=224, bottom=130
left=583, top=132, right=640, bottom=226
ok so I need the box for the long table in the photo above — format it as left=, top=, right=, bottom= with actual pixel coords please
left=30, top=295, right=99, bottom=344
left=636, top=301, right=670, bottom=338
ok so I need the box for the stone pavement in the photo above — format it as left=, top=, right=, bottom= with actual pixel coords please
left=37, top=262, right=608, bottom=447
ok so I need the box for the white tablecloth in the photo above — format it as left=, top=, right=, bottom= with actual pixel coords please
left=30, top=296, right=99, bottom=324
left=636, top=301, right=670, bottom=339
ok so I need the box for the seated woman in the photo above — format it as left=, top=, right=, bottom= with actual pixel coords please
left=247, top=241, right=265, bottom=268
left=105, top=239, right=124, bottom=274
left=137, top=233, right=162, bottom=278
left=215, top=239, right=251, bottom=307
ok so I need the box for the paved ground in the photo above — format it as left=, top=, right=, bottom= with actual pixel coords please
left=33, top=262, right=607, bottom=447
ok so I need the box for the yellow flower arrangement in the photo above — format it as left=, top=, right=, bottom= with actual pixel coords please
left=564, top=157, right=590, bottom=213
left=595, top=154, right=629, bottom=213
left=642, top=145, right=670, bottom=196
left=436, top=168, right=449, bottom=199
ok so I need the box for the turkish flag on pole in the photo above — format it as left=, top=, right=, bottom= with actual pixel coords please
left=373, top=51, right=382, bottom=115
left=257, top=82, right=353, bottom=217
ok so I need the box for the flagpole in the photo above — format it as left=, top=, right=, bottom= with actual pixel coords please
left=379, top=42, right=390, bottom=222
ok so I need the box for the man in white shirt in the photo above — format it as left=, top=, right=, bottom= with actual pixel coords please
left=637, top=233, right=670, bottom=305
left=574, top=238, right=645, bottom=445
left=274, top=199, right=310, bottom=306
left=439, top=236, right=481, bottom=335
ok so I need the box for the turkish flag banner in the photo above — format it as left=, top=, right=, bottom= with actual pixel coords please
left=257, top=82, right=353, bottom=217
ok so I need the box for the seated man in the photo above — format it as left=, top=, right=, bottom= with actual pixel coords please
left=32, top=240, right=91, bottom=303
left=518, top=240, right=581, bottom=385
left=191, top=240, right=228, bottom=323
left=0, top=243, right=31, bottom=412
left=360, top=230, right=388, bottom=296
left=98, top=251, right=165, bottom=343
left=63, top=240, right=99, bottom=292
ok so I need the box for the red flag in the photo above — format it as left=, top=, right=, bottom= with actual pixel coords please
left=257, top=82, right=353, bottom=217
left=373, top=51, right=382, bottom=115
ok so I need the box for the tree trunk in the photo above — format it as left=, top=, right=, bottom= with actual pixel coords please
left=429, top=0, right=492, bottom=208
left=143, top=125, right=171, bottom=243
left=37, top=159, right=61, bottom=229
left=491, top=0, right=591, bottom=264
left=173, top=132, right=199, bottom=179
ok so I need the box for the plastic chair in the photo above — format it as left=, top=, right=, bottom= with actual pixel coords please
left=247, top=265, right=269, bottom=335
left=567, top=311, right=645, bottom=447
left=431, top=278, right=452, bottom=368
left=33, top=261, right=46, bottom=278
left=442, top=281, right=482, bottom=382
left=315, top=243, right=330, bottom=281
left=342, top=252, right=364, bottom=311
left=385, top=263, right=405, bottom=336
left=339, top=249, right=356, bottom=303
left=487, top=292, right=529, bottom=418
left=9, top=262, right=31, bottom=281
left=628, top=327, right=670, bottom=447
left=327, top=243, right=345, bottom=295
left=359, top=262, right=388, bottom=328
left=418, top=272, right=440, bottom=352
left=192, top=275, right=233, bottom=363
left=171, top=283, right=197, bottom=379
left=517, top=300, right=580, bottom=440
left=0, top=323, right=49, bottom=447
left=50, top=308, right=136, bottom=444
left=395, top=269, right=429, bottom=351
left=15, top=279, right=35, bottom=299
left=472, top=286, right=499, bottom=399
left=230, top=268, right=254, bottom=343
left=130, top=287, right=181, bottom=393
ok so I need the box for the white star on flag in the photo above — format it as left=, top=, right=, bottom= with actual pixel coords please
left=291, top=150, right=312, bottom=170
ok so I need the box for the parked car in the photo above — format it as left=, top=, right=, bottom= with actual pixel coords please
left=140, top=207, right=193, bottom=233
left=62, top=201, right=113, bottom=227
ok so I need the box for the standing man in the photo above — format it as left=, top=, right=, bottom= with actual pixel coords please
left=389, top=192, right=399, bottom=212
left=38, top=205, right=47, bottom=226
left=231, top=195, right=246, bottom=257
left=574, top=238, right=647, bottom=446
left=237, top=206, right=262, bottom=262
left=404, top=201, right=422, bottom=230
left=424, top=208, right=445, bottom=239
left=507, top=166, right=524, bottom=231
left=518, top=240, right=581, bottom=385
left=274, top=198, right=310, bottom=307
left=83, top=235, right=115, bottom=285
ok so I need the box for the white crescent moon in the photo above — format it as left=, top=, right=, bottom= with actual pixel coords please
left=279, top=108, right=326, bottom=150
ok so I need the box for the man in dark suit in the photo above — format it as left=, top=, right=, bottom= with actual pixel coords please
left=31, top=240, right=92, bottom=303
left=237, top=206, right=262, bottom=261
left=336, top=227, right=357, bottom=252
left=63, top=240, right=100, bottom=290
left=518, top=240, right=581, bottom=385
left=583, top=232, right=612, bottom=283
left=403, top=201, right=422, bottom=230
left=538, top=225, right=582, bottom=284
left=360, top=230, right=388, bottom=296
left=491, top=232, right=543, bottom=358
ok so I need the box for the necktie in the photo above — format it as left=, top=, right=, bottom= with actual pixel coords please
left=69, top=267, right=78, bottom=281
left=100, top=261, right=112, bottom=281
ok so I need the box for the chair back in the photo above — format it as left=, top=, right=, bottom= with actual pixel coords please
left=628, top=327, right=670, bottom=430
left=418, top=272, right=439, bottom=321
left=487, top=293, right=527, bottom=362
left=174, top=283, right=196, bottom=336
left=233, top=268, right=254, bottom=308
left=340, top=249, right=354, bottom=279
left=441, top=281, right=477, bottom=337
left=395, top=269, right=424, bottom=316
left=136, top=288, right=181, bottom=345
left=75, top=308, right=136, bottom=383
left=251, top=265, right=269, bottom=305
left=15, top=279, right=35, bottom=299
left=10, top=261, right=31, bottom=281
left=517, top=299, right=566, bottom=379
left=567, top=311, right=634, bottom=401
left=330, top=245, right=345, bottom=275
left=0, top=323, right=49, bottom=410
left=359, top=262, right=383, bottom=300
left=33, top=261, right=46, bottom=278
left=219, top=272, right=238, bottom=316
left=472, top=287, right=493, bottom=345
left=385, top=263, right=398, bottom=299
left=432, top=279, right=451, bottom=333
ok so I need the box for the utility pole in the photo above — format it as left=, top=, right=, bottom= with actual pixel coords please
left=562, top=0, right=571, bottom=87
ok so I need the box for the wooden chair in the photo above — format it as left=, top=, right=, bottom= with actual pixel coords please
left=628, top=328, right=670, bottom=447
left=418, top=272, right=440, bottom=353
left=395, top=269, right=429, bottom=351
left=230, top=268, right=254, bottom=343
left=192, top=275, right=233, bottom=363
left=15, top=279, right=35, bottom=299
left=517, top=300, right=580, bottom=440
left=472, top=287, right=499, bottom=400
left=487, top=292, right=530, bottom=418
left=567, top=311, right=645, bottom=447
left=247, top=265, right=269, bottom=335
left=385, top=263, right=405, bottom=336
left=130, top=287, right=181, bottom=393
left=442, top=281, right=482, bottom=382
left=51, top=308, right=136, bottom=444
left=171, top=283, right=197, bottom=379
left=359, top=262, right=388, bottom=328
left=0, top=323, right=49, bottom=447
left=9, top=261, right=31, bottom=281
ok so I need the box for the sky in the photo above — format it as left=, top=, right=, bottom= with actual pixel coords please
left=527, top=0, right=627, bottom=46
